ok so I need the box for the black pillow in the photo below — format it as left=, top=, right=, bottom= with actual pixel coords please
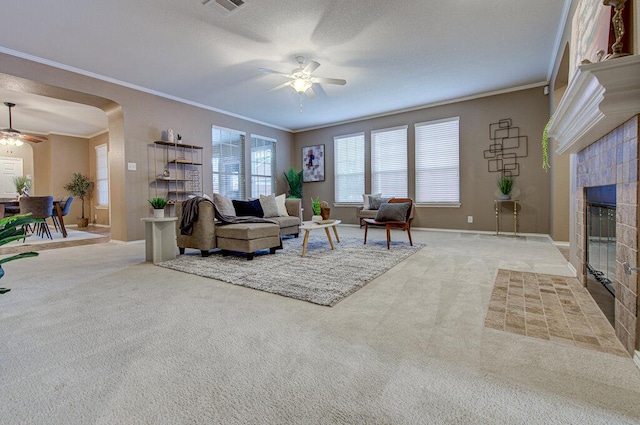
left=232, top=199, right=264, bottom=217
left=375, top=202, right=410, bottom=222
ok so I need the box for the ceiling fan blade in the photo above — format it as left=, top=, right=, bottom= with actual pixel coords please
left=21, top=133, right=47, bottom=143
left=259, top=67, right=291, bottom=77
left=306, top=86, right=317, bottom=99
left=310, top=76, right=346, bottom=85
left=303, top=60, right=320, bottom=74
left=268, top=81, right=293, bottom=92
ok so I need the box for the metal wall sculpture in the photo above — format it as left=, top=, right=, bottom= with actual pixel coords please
left=484, top=118, right=528, bottom=176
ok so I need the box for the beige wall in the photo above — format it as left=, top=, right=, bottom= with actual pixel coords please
left=0, top=52, right=294, bottom=241
left=294, top=87, right=551, bottom=234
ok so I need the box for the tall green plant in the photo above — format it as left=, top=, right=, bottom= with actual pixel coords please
left=63, top=173, right=94, bottom=219
left=0, top=213, right=40, bottom=294
left=284, top=168, right=303, bottom=199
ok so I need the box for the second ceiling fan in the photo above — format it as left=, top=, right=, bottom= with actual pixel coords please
left=259, top=56, right=346, bottom=98
left=1, top=102, right=47, bottom=145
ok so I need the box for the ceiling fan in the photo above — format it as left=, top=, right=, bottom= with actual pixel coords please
left=259, top=56, right=346, bottom=99
left=1, top=102, right=47, bottom=146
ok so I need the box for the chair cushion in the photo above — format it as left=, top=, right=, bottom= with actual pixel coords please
left=232, top=199, right=264, bottom=217
left=369, top=196, right=392, bottom=210
left=374, top=202, right=410, bottom=222
left=362, top=193, right=382, bottom=210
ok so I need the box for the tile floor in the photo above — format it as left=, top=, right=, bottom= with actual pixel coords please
left=484, top=269, right=629, bottom=357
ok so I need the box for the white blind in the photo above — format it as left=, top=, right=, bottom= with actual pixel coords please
left=415, top=117, right=460, bottom=203
left=250, top=135, right=276, bottom=198
left=334, top=133, right=365, bottom=203
left=95, top=143, right=109, bottom=206
left=371, top=126, right=407, bottom=197
left=212, top=127, right=245, bottom=200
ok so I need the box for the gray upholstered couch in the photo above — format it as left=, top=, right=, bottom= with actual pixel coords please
left=175, top=198, right=302, bottom=258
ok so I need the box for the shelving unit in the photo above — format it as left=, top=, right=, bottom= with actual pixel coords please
left=149, top=140, right=203, bottom=214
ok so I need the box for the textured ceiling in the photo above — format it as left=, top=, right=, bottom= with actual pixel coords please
left=0, top=0, right=568, bottom=134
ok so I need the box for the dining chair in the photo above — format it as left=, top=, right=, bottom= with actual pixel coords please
left=51, top=196, right=74, bottom=232
left=19, top=196, right=54, bottom=239
left=363, top=198, right=415, bottom=249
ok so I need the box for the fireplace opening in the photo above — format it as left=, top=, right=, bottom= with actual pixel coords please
left=585, top=185, right=616, bottom=325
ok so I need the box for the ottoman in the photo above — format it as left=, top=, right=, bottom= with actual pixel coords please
left=215, top=222, right=281, bottom=260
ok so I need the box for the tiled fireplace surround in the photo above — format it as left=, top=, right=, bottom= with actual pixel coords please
left=575, top=115, right=639, bottom=354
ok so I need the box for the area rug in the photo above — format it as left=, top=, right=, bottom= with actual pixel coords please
left=158, top=236, right=422, bottom=306
left=484, top=269, right=628, bottom=357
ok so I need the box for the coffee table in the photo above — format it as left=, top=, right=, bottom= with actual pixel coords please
left=299, top=220, right=341, bottom=257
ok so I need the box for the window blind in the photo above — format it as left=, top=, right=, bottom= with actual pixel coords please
left=212, top=127, right=245, bottom=200
left=250, top=135, right=276, bottom=198
left=371, top=126, right=408, bottom=197
left=95, top=143, right=109, bottom=206
left=334, top=133, right=365, bottom=203
left=415, top=117, right=460, bottom=203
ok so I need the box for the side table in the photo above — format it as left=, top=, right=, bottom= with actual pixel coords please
left=494, top=199, right=519, bottom=237
left=141, top=217, right=178, bottom=263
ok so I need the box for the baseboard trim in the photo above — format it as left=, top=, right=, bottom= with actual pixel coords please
left=337, top=223, right=551, bottom=239
left=567, top=262, right=578, bottom=277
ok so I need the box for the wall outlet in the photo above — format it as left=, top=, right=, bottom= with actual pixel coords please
left=467, top=216, right=473, bottom=223
left=127, top=162, right=137, bottom=171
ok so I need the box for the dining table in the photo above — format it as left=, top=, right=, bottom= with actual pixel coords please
left=0, top=198, right=68, bottom=238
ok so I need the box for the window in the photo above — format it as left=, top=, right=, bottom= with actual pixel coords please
left=250, top=135, right=276, bottom=198
left=334, top=133, right=365, bottom=203
left=95, top=143, right=109, bottom=207
left=415, top=117, right=460, bottom=204
left=371, top=126, right=407, bottom=197
left=212, top=127, right=245, bottom=200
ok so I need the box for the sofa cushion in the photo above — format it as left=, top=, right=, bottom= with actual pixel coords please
left=232, top=199, right=264, bottom=217
left=275, top=193, right=289, bottom=217
left=375, top=202, right=410, bottom=222
left=259, top=194, right=280, bottom=218
left=213, top=193, right=235, bottom=216
left=216, top=222, right=279, bottom=239
left=363, top=192, right=382, bottom=210
left=269, top=215, right=300, bottom=229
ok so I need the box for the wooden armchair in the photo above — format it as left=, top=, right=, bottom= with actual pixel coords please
left=363, top=198, right=414, bottom=249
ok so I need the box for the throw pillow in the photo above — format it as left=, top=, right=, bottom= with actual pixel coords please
left=275, top=193, right=289, bottom=217
left=232, top=199, right=264, bottom=217
left=369, top=196, right=392, bottom=210
left=213, top=193, right=235, bottom=216
left=375, top=202, right=410, bottom=222
left=259, top=194, right=280, bottom=218
left=363, top=192, right=382, bottom=210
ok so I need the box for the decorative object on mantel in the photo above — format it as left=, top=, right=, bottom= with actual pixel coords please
left=497, top=174, right=515, bottom=200
left=148, top=197, right=168, bottom=218
left=602, top=0, right=629, bottom=61
left=542, top=115, right=552, bottom=172
left=483, top=118, right=528, bottom=177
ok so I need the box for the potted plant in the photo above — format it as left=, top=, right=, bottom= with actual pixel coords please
left=497, top=174, right=514, bottom=200
left=284, top=167, right=303, bottom=199
left=148, top=197, right=168, bottom=218
left=311, top=197, right=322, bottom=222
left=0, top=213, right=40, bottom=294
left=12, top=176, right=31, bottom=197
left=63, top=172, right=94, bottom=228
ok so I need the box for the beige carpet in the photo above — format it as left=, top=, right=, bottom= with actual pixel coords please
left=485, top=269, right=628, bottom=357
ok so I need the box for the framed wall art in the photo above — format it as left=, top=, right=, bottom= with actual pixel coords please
left=302, top=144, right=325, bottom=182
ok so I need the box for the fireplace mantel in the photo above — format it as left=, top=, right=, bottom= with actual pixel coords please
left=549, top=55, right=640, bottom=154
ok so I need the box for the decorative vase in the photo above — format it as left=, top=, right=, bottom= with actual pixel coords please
left=500, top=193, right=511, bottom=200
left=311, top=215, right=322, bottom=223
left=153, top=209, right=165, bottom=218
left=167, top=129, right=175, bottom=143
left=320, top=207, right=330, bottom=220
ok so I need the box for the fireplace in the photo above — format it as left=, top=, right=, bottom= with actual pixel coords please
left=575, top=117, right=639, bottom=354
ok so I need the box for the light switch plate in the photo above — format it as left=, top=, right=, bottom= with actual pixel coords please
left=127, top=162, right=137, bottom=171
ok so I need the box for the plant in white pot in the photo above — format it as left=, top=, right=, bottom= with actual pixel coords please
left=148, top=197, right=168, bottom=218
left=63, top=172, right=94, bottom=227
